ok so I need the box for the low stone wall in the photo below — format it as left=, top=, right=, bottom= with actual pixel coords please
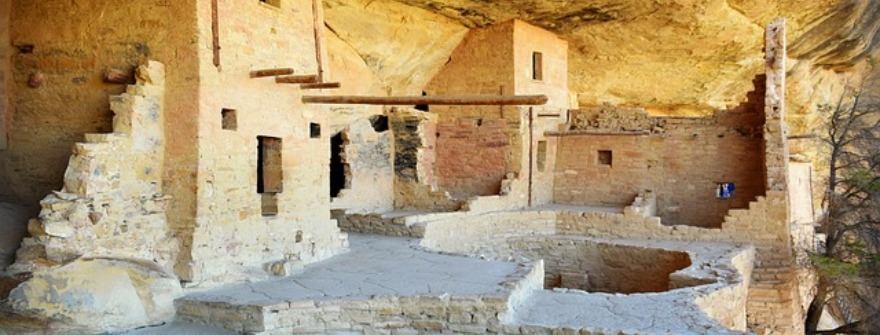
left=176, top=261, right=545, bottom=334
left=416, top=196, right=761, bottom=333
left=508, top=236, right=693, bottom=293
left=333, top=211, right=426, bottom=237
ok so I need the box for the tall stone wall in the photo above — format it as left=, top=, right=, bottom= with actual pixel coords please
left=553, top=107, right=765, bottom=228
left=183, top=0, right=348, bottom=285
left=425, top=20, right=568, bottom=202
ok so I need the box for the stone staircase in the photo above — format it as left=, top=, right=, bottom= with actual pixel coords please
left=747, top=251, right=801, bottom=335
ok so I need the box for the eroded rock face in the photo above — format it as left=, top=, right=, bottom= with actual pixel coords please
left=326, top=0, right=880, bottom=115
left=8, top=258, right=181, bottom=333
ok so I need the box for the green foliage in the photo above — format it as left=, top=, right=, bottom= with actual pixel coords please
left=811, top=254, right=860, bottom=279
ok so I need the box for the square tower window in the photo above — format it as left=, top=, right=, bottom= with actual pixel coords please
left=532, top=52, right=543, bottom=81
left=598, top=150, right=612, bottom=166
left=310, top=123, right=321, bottom=139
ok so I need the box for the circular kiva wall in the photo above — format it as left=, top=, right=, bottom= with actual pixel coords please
left=507, top=237, right=694, bottom=294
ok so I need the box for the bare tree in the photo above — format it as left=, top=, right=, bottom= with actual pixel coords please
left=805, top=70, right=880, bottom=335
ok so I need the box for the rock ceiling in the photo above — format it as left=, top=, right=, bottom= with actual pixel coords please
left=324, top=0, right=880, bottom=115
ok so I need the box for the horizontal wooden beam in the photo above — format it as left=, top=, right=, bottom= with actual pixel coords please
left=250, top=68, right=295, bottom=78
left=300, top=82, right=341, bottom=90
left=276, top=75, right=318, bottom=84
left=302, top=94, right=548, bottom=106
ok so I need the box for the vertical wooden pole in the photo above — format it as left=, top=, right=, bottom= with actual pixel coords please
left=211, top=0, right=221, bottom=67
left=527, top=107, right=534, bottom=207
left=312, top=0, right=325, bottom=82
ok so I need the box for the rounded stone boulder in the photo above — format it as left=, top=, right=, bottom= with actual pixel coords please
left=7, top=257, right=182, bottom=333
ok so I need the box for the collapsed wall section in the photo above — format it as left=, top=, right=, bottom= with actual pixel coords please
left=8, top=61, right=175, bottom=274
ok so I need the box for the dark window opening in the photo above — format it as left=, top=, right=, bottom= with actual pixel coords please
left=532, top=52, right=543, bottom=81
left=258, top=136, right=283, bottom=215
left=310, top=123, right=321, bottom=139
left=330, top=132, right=349, bottom=198
left=260, top=0, right=281, bottom=8
left=598, top=150, right=612, bottom=166
left=537, top=141, right=547, bottom=172
left=369, top=115, right=389, bottom=132
left=222, top=109, right=237, bottom=130
left=415, top=91, right=429, bottom=112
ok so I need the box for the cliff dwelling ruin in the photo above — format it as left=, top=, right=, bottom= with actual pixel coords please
left=0, top=0, right=878, bottom=334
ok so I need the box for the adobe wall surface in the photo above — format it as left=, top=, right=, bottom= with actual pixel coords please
left=5, top=0, right=200, bottom=206
left=553, top=108, right=765, bottom=228
left=184, top=0, right=352, bottom=285
left=512, top=21, right=569, bottom=111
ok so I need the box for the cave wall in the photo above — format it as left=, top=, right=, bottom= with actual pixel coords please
left=0, top=0, right=9, bottom=151
left=6, top=1, right=199, bottom=206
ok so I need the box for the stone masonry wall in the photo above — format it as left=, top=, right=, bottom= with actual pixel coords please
left=8, top=61, right=175, bottom=274
left=184, top=0, right=347, bottom=285
left=176, top=261, right=545, bottom=334
left=330, top=118, right=394, bottom=214
left=390, top=108, right=462, bottom=211
left=508, top=236, right=693, bottom=294
left=553, top=107, right=764, bottom=228
left=436, top=118, right=512, bottom=197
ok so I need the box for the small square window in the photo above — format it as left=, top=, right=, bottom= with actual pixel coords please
left=532, top=52, right=543, bottom=81
left=310, top=123, right=321, bottom=139
left=598, top=150, right=612, bottom=166
left=221, top=109, right=237, bottom=130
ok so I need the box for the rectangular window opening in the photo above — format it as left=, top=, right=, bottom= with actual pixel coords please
left=222, top=109, right=237, bottom=130
left=598, top=150, right=612, bottom=166
left=536, top=141, right=547, bottom=172
left=258, top=136, right=283, bottom=215
left=532, top=52, right=543, bottom=81
left=310, top=123, right=321, bottom=139
left=259, top=0, right=281, bottom=8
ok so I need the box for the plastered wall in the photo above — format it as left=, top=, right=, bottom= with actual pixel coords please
left=553, top=108, right=765, bottom=228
